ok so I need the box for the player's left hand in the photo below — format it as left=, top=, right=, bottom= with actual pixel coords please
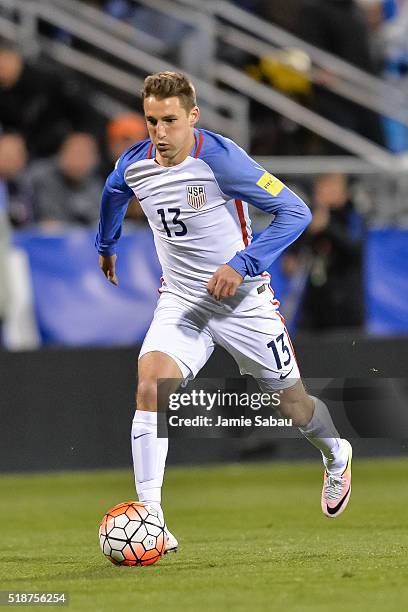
left=207, top=264, right=243, bottom=300
left=99, top=254, right=119, bottom=286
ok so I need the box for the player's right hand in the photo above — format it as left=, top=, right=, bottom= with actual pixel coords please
left=99, top=254, right=119, bottom=286
left=207, top=264, right=243, bottom=300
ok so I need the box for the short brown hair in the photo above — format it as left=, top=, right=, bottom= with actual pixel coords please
left=142, top=72, right=197, bottom=112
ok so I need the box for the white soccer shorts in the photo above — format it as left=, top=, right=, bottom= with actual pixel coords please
left=139, top=283, right=300, bottom=391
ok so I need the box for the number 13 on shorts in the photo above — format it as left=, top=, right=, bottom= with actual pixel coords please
left=267, top=331, right=296, bottom=379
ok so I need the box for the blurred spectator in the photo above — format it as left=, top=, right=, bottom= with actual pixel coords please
left=104, top=112, right=147, bottom=174
left=103, top=1, right=210, bottom=78
left=104, top=1, right=189, bottom=61
left=247, top=47, right=313, bottom=155
left=256, top=0, right=302, bottom=34
left=301, top=0, right=377, bottom=70
left=0, top=133, right=34, bottom=227
left=103, top=112, right=148, bottom=223
left=290, top=173, right=365, bottom=331
left=28, top=133, right=102, bottom=226
left=299, top=0, right=384, bottom=149
left=360, top=0, right=408, bottom=152
left=0, top=42, right=98, bottom=157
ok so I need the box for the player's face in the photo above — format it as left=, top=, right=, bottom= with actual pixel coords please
left=144, top=96, right=199, bottom=166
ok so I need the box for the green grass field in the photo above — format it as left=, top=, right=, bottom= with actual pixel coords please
left=1, top=458, right=408, bottom=612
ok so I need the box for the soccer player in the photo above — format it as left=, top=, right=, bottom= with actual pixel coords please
left=96, top=72, right=352, bottom=552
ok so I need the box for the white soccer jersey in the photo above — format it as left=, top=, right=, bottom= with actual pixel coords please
left=124, top=150, right=256, bottom=301
left=96, top=129, right=311, bottom=307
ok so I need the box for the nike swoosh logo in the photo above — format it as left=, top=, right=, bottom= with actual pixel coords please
left=280, top=366, right=294, bottom=380
left=133, top=433, right=150, bottom=440
left=326, top=484, right=351, bottom=515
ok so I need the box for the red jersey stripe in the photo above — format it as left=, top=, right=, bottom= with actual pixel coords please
left=277, top=311, right=286, bottom=324
left=234, top=199, right=249, bottom=247
left=194, top=131, right=204, bottom=158
left=147, top=143, right=153, bottom=159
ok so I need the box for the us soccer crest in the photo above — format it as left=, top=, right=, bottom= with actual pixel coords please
left=186, top=185, right=206, bottom=210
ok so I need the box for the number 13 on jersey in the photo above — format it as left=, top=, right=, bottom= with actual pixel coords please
left=157, top=208, right=187, bottom=237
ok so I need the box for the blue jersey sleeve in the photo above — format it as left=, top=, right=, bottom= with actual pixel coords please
left=199, top=131, right=312, bottom=277
left=95, top=141, right=150, bottom=256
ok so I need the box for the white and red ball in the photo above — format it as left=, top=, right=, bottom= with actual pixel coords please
left=99, top=501, right=166, bottom=566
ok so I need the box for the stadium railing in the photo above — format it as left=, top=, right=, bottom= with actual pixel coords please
left=129, top=0, right=407, bottom=166
left=0, top=0, right=250, bottom=148
left=1, top=0, right=408, bottom=166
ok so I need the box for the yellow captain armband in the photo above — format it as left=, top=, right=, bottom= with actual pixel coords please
left=256, top=172, right=284, bottom=196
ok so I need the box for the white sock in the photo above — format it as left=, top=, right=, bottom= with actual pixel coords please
left=298, top=396, right=348, bottom=474
left=131, top=410, right=168, bottom=509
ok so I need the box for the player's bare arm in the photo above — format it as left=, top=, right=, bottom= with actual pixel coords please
left=207, top=264, right=244, bottom=300
left=99, top=254, right=118, bottom=286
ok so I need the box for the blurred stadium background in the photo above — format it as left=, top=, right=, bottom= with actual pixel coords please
left=0, top=1, right=408, bottom=608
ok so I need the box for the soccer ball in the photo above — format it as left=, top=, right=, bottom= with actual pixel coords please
left=99, top=501, right=166, bottom=566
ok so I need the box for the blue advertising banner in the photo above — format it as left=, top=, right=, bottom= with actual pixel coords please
left=365, top=228, right=408, bottom=335
left=12, top=227, right=408, bottom=345
left=13, top=227, right=162, bottom=346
